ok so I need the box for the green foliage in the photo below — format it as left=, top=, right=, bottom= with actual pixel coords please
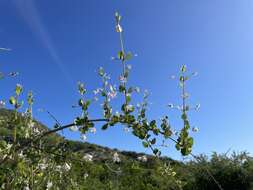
left=183, top=152, right=253, bottom=190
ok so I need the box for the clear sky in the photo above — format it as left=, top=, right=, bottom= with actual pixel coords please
left=1, top=0, right=253, bottom=160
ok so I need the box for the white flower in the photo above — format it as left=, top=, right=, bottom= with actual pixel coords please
left=109, top=85, right=115, bottom=92
left=28, top=121, right=35, bottom=128
left=135, top=87, right=140, bottom=93
left=18, top=151, right=24, bottom=158
left=32, top=127, right=40, bottom=135
left=81, top=134, right=87, bottom=141
left=46, top=181, right=53, bottom=190
left=63, top=163, right=71, bottom=171
left=167, top=103, right=174, bottom=108
left=182, top=93, right=189, bottom=99
left=69, top=125, right=78, bottom=132
left=176, top=105, right=183, bottom=111
left=98, top=67, right=104, bottom=76
left=241, top=158, right=247, bottom=164
left=171, top=129, right=177, bottom=136
left=83, top=153, right=93, bottom=162
left=38, top=163, right=47, bottom=170
left=127, top=64, right=132, bottom=70
left=16, top=83, right=22, bottom=88
left=6, top=143, right=12, bottom=150
left=115, top=24, right=123, bottom=33
left=115, top=111, right=120, bottom=117
left=137, top=155, right=148, bottom=162
left=105, top=74, right=111, bottom=80
left=192, top=127, right=199, bottom=132
left=93, top=89, right=101, bottom=95
left=8, top=72, right=19, bottom=77
left=23, top=186, right=30, bottom=190
left=125, top=104, right=134, bottom=112
left=144, top=90, right=149, bottom=98
left=55, top=165, right=62, bottom=172
left=0, top=100, right=5, bottom=108
left=119, top=75, right=127, bottom=83
left=1, top=184, right=5, bottom=189
left=108, top=91, right=117, bottom=99
left=112, top=152, right=121, bottom=163
left=90, top=127, right=96, bottom=134
left=84, top=173, right=89, bottom=179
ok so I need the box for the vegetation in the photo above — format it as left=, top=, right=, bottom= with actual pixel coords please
left=1, top=109, right=253, bottom=189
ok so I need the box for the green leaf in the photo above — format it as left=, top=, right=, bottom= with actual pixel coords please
left=115, top=12, right=121, bottom=22
left=164, top=128, right=172, bottom=138
left=98, top=67, right=104, bottom=76
left=74, top=117, right=86, bottom=126
left=15, top=84, right=23, bottom=96
left=188, top=137, right=194, bottom=146
left=141, top=110, right=146, bottom=118
left=181, top=113, right=187, bottom=120
left=119, top=85, right=125, bottom=93
left=142, top=141, right=149, bottom=148
left=9, top=96, right=16, bottom=105
left=101, top=123, right=109, bottom=130
left=175, top=143, right=180, bottom=151
left=125, top=52, right=132, bottom=61
left=118, top=51, right=124, bottom=60
left=153, top=148, right=160, bottom=156
left=150, top=120, right=156, bottom=128
left=126, top=94, right=131, bottom=103
left=153, top=128, right=159, bottom=136
left=27, top=91, right=33, bottom=105
left=127, top=87, right=133, bottom=93
left=180, top=76, right=184, bottom=82
left=78, top=82, right=86, bottom=95
left=78, top=99, right=84, bottom=107
left=181, top=65, right=187, bottom=73
left=150, top=138, right=156, bottom=145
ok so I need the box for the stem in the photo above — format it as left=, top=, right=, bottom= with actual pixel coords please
left=119, top=31, right=128, bottom=106
left=182, top=78, right=186, bottom=114
left=38, top=118, right=109, bottom=139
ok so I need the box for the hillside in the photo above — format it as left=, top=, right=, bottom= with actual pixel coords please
left=0, top=108, right=177, bottom=164
left=1, top=108, right=253, bottom=190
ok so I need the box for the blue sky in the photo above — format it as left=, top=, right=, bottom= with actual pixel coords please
left=1, top=0, right=253, bottom=160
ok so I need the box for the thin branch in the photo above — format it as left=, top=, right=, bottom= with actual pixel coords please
left=38, top=118, right=109, bottom=139
left=45, top=110, right=62, bottom=128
